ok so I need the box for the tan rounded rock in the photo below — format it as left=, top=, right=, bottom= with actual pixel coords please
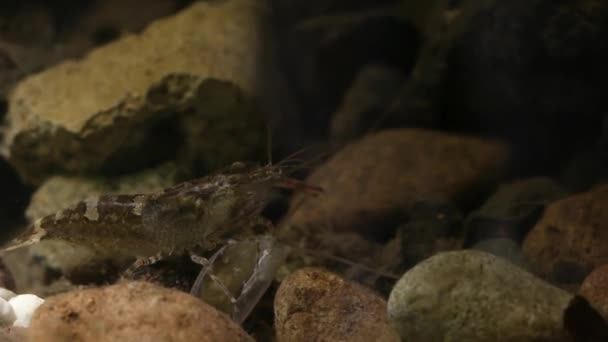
left=282, top=128, right=509, bottom=238
left=274, top=267, right=399, bottom=342
left=580, top=264, right=608, bottom=320
left=523, top=184, right=608, bottom=282
left=2, top=0, right=270, bottom=184
left=28, top=281, right=253, bottom=342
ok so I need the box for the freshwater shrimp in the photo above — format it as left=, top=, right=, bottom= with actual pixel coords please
left=0, top=161, right=322, bottom=265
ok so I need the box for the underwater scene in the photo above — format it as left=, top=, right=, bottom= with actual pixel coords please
left=0, top=0, right=607, bottom=341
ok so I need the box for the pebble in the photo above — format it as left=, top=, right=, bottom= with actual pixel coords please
left=9, top=294, right=45, bottom=328
left=388, top=250, right=573, bottom=341
left=580, top=264, right=608, bottom=320
left=275, top=268, right=400, bottom=342
left=28, top=281, right=253, bottom=341
left=0, top=298, right=15, bottom=326
left=523, top=184, right=608, bottom=284
left=282, top=128, right=509, bottom=242
left=0, top=288, right=16, bottom=301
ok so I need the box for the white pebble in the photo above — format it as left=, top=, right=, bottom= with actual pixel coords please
left=9, top=294, right=45, bottom=328
left=0, top=298, right=16, bottom=326
left=0, top=288, right=16, bottom=301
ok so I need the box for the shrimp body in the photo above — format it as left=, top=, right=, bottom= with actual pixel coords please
left=2, top=162, right=285, bottom=258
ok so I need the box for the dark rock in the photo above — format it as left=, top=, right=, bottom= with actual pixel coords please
left=464, top=177, right=565, bottom=246
left=397, top=198, right=463, bottom=270
left=444, top=0, right=608, bottom=175
left=330, top=65, right=405, bottom=145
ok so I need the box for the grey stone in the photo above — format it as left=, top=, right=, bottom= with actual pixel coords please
left=387, top=250, right=573, bottom=342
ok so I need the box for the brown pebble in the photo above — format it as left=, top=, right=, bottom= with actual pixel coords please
left=580, top=264, right=608, bottom=320
left=523, top=184, right=608, bottom=283
left=274, top=268, right=400, bottom=342
left=28, top=281, right=253, bottom=342
left=282, top=128, right=509, bottom=239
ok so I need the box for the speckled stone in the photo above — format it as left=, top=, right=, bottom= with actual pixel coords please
left=275, top=268, right=400, bottom=342
left=523, top=184, right=608, bottom=283
left=388, top=250, right=573, bottom=342
left=29, top=281, right=253, bottom=342
left=580, top=264, right=608, bottom=320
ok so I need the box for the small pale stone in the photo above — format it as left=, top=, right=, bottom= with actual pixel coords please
left=0, top=298, right=16, bottom=326
left=9, top=294, right=45, bottom=328
left=388, top=250, right=573, bottom=342
left=0, top=288, right=16, bottom=301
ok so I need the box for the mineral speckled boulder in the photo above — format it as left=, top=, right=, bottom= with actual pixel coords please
left=274, top=268, right=400, bottom=342
left=282, top=128, right=509, bottom=239
left=1, top=0, right=270, bottom=184
left=387, top=250, right=573, bottom=342
left=523, top=184, right=608, bottom=283
left=28, top=281, right=253, bottom=342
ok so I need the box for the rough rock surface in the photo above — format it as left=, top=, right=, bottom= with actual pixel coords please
left=1, top=0, right=270, bottom=184
left=274, top=268, right=399, bottom=342
left=388, top=250, right=573, bottom=342
left=397, top=199, right=463, bottom=270
left=580, top=264, right=608, bottom=321
left=523, top=184, right=608, bottom=283
left=282, top=128, right=509, bottom=239
left=28, top=281, right=253, bottom=342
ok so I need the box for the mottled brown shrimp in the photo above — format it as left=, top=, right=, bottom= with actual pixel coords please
left=0, top=161, right=317, bottom=261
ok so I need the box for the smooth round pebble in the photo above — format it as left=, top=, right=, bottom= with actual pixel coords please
left=0, top=288, right=16, bottom=301
left=9, top=294, right=45, bottom=328
left=28, top=281, right=253, bottom=342
left=0, top=298, right=16, bottom=326
left=275, top=268, right=400, bottom=342
left=283, top=128, right=509, bottom=238
left=388, top=250, right=573, bottom=342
